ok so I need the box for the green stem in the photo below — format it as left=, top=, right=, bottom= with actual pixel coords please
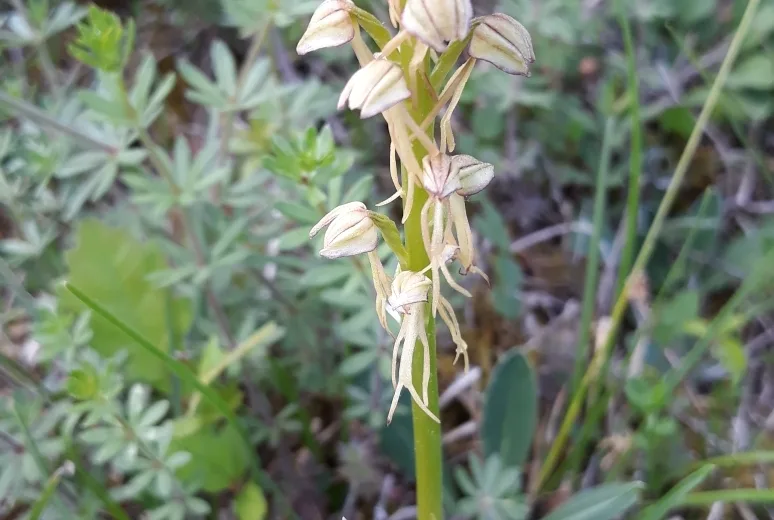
left=615, top=0, right=643, bottom=300
left=405, top=183, right=443, bottom=520
left=403, top=52, right=443, bottom=519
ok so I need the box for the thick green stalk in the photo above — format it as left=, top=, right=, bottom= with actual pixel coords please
left=405, top=183, right=443, bottom=520
left=402, top=47, right=443, bottom=519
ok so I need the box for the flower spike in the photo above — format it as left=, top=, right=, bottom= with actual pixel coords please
left=469, top=13, right=535, bottom=76
left=297, top=0, right=356, bottom=55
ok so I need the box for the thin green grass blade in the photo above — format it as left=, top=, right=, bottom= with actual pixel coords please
left=28, top=463, right=74, bottom=520
left=638, top=464, right=715, bottom=520
left=699, top=451, right=774, bottom=468
left=569, top=117, right=614, bottom=394
left=614, top=0, right=643, bottom=299
left=682, top=489, right=774, bottom=506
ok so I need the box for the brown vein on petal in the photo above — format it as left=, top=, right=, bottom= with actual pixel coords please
left=368, top=63, right=400, bottom=106
left=313, top=7, right=346, bottom=25
left=491, top=14, right=534, bottom=62
left=483, top=21, right=528, bottom=63
left=417, top=0, right=442, bottom=42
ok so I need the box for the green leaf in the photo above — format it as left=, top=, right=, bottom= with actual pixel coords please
left=368, top=212, right=409, bottom=268
left=342, top=175, right=373, bottom=204
left=379, top=407, right=415, bottom=481
left=62, top=282, right=261, bottom=486
left=66, top=365, right=100, bottom=400
left=713, top=336, right=746, bottom=386
left=235, top=481, right=267, bottom=520
left=197, top=337, right=225, bottom=379
left=492, top=256, right=522, bottom=319
left=170, top=422, right=249, bottom=492
left=60, top=220, right=192, bottom=386
left=275, top=201, right=319, bottom=225
left=349, top=6, right=391, bottom=47
left=743, top=3, right=774, bottom=50
left=652, top=290, right=699, bottom=344
left=542, top=482, right=642, bottom=520
left=482, top=350, right=536, bottom=468
left=300, top=263, right=351, bottom=288
left=277, top=227, right=311, bottom=251
left=638, top=465, right=715, bottom=520
left=475, top=200, right=511, bottom=251
left=727, top=55, right=774, bottom=91
left=339, top=349, right=378, bottom=377
left=430, top=37, right=471, bottom=90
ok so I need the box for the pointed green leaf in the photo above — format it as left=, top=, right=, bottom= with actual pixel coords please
left=368, top=212, right=408, bottom=269
left=482, top=350, right=536, bottom=468
left=542, top=482, right=642, bottom=520
left=639, top=465, right=715, bottom=520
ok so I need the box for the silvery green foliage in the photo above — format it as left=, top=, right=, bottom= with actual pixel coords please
left=0, top=396, right=68, bottom=507
left=0, top=0, right=85, bottom=46
left=221, top=0, right=318, bottom=34
left=0, top=0, right=390, bottom=514
left=454, top=454, right=528, bottom=520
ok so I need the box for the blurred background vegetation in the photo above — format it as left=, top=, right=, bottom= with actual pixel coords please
left=1, top=0, right=774, bottom=518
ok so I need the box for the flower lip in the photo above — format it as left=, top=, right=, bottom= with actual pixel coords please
left=401, top=0, right=473, bottom=52
left=388, top=271, right=431, bottom=313
left=296, top=0, right=356, bottom=56
left=453, top=154, right=494, bottom=196
left=422, top=153, right=461, bottom=199
left=469, top=13, right=535, bottom=76
left=338, top=59, right=411, bottom=118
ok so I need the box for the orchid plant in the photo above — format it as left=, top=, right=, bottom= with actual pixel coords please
left=299, top=0, right=534, bottom=515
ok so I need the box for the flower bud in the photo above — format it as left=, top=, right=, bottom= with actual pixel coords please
left=469, top=13, right=535, bottom=76
left=388, top=271, right=431, bottom=313
left=453, top=154, right=494, bottom=196
left=422, top=153, right=461, bottom=199
left=401, top=0, right=473, bottom=52
left=338, top=59, right=411, bottom=118
left=296, top=0, right=356, bottom=55
left=309, top=201, right=378, bottom=258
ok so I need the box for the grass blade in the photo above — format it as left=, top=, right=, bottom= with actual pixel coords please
left=28, top=462, right=75, bottom=520
left=638, top=465, right=715, bottom=520
left=682, top=489, right=774, bottom=506
left=614, top=0, right=643, bottom=299
left=570, top=117, right=614, bottom=394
